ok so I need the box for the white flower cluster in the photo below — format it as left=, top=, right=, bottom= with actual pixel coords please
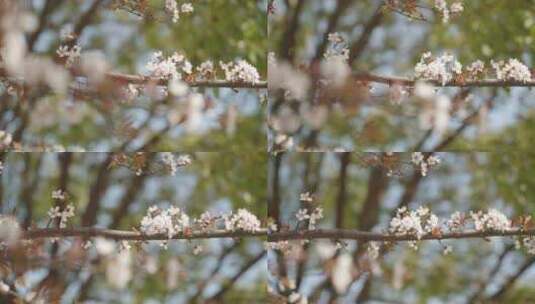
left=264, top=240, right=290, bottom=252
left=0, top=130, right=13, bottom=149
left=194, top=211, right=217, bottom=231
left=223, top=209, right=262, bottom=232
left=299, top=192, right=314, bottom=203
left=196, top=60, right=215, bottom=79
left=324, top=32, right=349, bottom=61
left=220, top=60, right=260, bottom=84
left=446, top=211, right=465, bottom=231
left=140, top=206, right=190, bottom=238
left=414, top=52, right=462, bottom=85
left=466, top=60, right=485, bottom=78
left=434, top=0, right=464, bottom=23
left=52, top=189, right=66, bottom=200
left=389, top=206, right=440, bottom=241
left=491, top=58, right=532, bottom=82
left=367, top=241, right=380, bottom=260
left=295, top=206, right=324, bottom=230
left=0, top=216, right=21, bottom=245
left=165, top=1, right=194, bottom=23
left=411, top=152, right=441, bottom=176
left=321, top=32, right=351, bottom=87
left=390, top=207, right=513, bottom=237
left=56, top=44, right=81, bottom=68
left=268, top=52, right=310, bottom=101
left=161, top=153, right=192, bottom=176
left=470, top=209, right=512, bottom=232
left=146, top=51, right=192, bottom=80
left=48, top=204, right=75, bottom=229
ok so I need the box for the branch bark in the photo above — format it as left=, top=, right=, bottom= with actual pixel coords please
left=23, top=227, right=535, bottom=242
left=352, top=72, right=535, bottom=87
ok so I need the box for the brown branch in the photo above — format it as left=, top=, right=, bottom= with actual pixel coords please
left=348, top=5, right=385, bottom=65
left=23, top=227, right=535, bottom=242
left=467, top=244, right=515, bottom=303
left=81, top=155, right=113, bottom=226
left=24, top=227, right=268, bottom=240
left=269, top=228, right=535, bottom=242
left=312, top=0, right=352, bottom=62
left=188, top=243, right=240, bottom=302
left=487, top=255, right=535, bottom=301
left=279, top=0, right=306, bottom=62
left=105, top=72, right=267, bottom=89
left=208, top=251, right=266, bottom=301
left=352, top=72, right=535, bottom=87
left=27, top=0, right=63, bottom=51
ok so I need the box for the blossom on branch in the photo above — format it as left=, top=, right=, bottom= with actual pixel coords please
left=139, top=205, right=190, bottom=238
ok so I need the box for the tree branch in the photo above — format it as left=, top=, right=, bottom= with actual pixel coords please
left=23, top=227, right=535, bottom=242
left=24, top=227, right=268, bottom=240
left=352, top=72, right=535, bottom=87
left=269, top=228, right=535, bottom=242
left=104, top=72, right=267, bottom=89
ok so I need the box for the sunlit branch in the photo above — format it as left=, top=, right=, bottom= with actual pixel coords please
left=352, top=72, right=535, bottom=87
left=22, top=227, right=535, bottom=242
left=24, top=227, right=268, bottom=240
left=0, top=69, right=267, bottom=90
left=105, top=72, right=268, bottom=89
left=269, top=228, right=535, bottom=242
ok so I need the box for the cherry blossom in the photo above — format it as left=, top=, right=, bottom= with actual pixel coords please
left=56, top=44, right=81, bottom=68
left=219, top=59, right=261, bottom=84
left=491, top=58, right=532, bottom=82
left=223, top=209, right=262, bottom=232
left=414, top=52, right=462, bottom=85
left=47, top=204, right=75, bottom=229
left=139, top=206, right=190, bottom=238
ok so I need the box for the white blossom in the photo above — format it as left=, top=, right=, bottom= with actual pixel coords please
left=299, top=192, right=314, bottom=203
left=95, top=237, right=116, bottom=256
left=320, top=56, right=350, bottom=88
left=470, top=209, right=512, bottom=232
left=411, top=153, right=441, bottom=176
left=165, top=1, right=194, bottom=23
left=106, top=250, right=132, bottom=289
left=268, top=56, right=310, bottom=100
left=219, top=59, right=260, bottom=84
left=196, top=60, right=215, bottom=79
left=367, top=242, right=380, bottom=260
left=491, top=58, right=532, bottom=82
left=140, top=206, right=190, bottom=238
left=414, top=52, right=462, bottom=85
left=47, top=203, right=75, bottom=228
left=446, top=211, right=465, bottom=231
left=56, top=44, right=81, bottom=68
left=223, top=209, right=261, bottom=232
left=161, top=153, right=191, bottom=176
left=389, top=206, right=440, bottom=239
left=294, top=207, right=323, bottom=230
left=466, top=60, right=485, bottom=77
left=52, top=189, right=66, bottom=200
left=146, top=51, right=192, bottom=80
left=0, top=216, right=21, bottom=245
left=0, top=131, right=13, bottom=149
